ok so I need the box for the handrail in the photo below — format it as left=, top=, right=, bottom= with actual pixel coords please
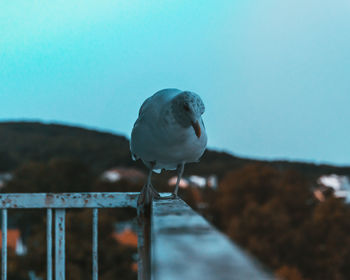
left=0, top=192, right=137, bottom=280
left=0, top=192, right=272, bottom=280
left=150, top=197, right=272, bottom=280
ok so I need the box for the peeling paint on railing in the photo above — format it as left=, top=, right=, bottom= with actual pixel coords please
left=0, top=192, right=137, bottom=280
left=0, top=192, right=272, bottom=280
left=0, top=192, right=138, bottom=209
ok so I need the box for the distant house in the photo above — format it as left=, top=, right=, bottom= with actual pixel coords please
left=0, top=173, right=12, bottom=189
left=0, top=229, right=27, bottom=255
left=101, top=167, right=146, bottom=184
left=113, top=227, right=137, bottom=248
left=207, top=175, right=218, bottom=189
left=113, top=221, right=138, bottom=272
left=188, top=175, right=207, bottom=188
left=168, top=175, right=218, bottom=189
left=316, top=174, right=350, bottom=203
left=168, top=177, right=189, bottom=188
left=313, top=186, right=334, bottom=202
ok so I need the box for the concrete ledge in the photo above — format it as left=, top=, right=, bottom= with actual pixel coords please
left=151, top=198, right=273, bottom=280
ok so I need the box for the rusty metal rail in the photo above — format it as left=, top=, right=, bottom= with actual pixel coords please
left=0, top=192, right=272, bottom=280
left=0, top=192, right=138, bottom=280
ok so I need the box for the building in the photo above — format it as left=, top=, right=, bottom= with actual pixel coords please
left=0, top=173, right=12, bottom=189
left=113, top=221, right=138, bottom=272
left=113, top=227, right=137, bottom=248
left=168, top=174, right=218, bottom=189
left=101, top=167, right=146, bottom=184
left=316, top=174, right=350, bottom=203
left=0, top=229, right=27, bottom=255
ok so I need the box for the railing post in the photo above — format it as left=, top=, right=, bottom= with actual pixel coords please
left=55, top=209, right=66, bottom=280
left=92, top=208, right=98, bottom=280
left=137, top=187, right=153, bottom=280
left=1, top=209, right=7, bottom=280
left=47, top=209, right=53, bottom=280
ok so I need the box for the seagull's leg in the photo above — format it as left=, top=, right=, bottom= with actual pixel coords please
left=147, top=163, right=160, bottom=198
left=137, top=162, right=160, bottom=207
left=172, top=162, right=185, bottom=197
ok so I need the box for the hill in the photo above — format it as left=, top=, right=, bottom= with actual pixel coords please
left=0, top=121, right=349, bottom=179
left=1, top=121, right=350, bottom=280
left=0, top=121, right=132, bottom=173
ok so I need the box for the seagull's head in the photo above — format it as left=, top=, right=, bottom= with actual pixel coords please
left=171, top=91, right=205, bottom=138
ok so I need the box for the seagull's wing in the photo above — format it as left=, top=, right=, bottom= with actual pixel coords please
left=138, top=96, right=152, bottom=117
left=130, top=89, right=181, bottom=161
left=130, top=98, right=152, bottom=161
left=138, top=88, right=181, bottom=119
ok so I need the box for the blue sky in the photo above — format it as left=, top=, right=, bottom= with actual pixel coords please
left=1, top=0, right=350, bottom=165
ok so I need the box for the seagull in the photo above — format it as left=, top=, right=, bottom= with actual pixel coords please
left=130, top=88, right=207, bottom=202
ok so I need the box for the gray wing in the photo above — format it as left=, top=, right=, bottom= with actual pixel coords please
left=138, top=88, right=181, bottom=118
left=130, top=88, right=182, bottom=161
left=138, top=96, right=152, bottom=117
left=130, top=96, right=154, bottom=161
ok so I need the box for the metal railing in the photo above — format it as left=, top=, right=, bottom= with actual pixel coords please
left=0, top=192, right=138, bottom=280
left=0, top=192, right=272, bottom=280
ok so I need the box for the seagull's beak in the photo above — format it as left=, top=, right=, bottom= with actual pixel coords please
left=191, top=121, right=201, bottom=138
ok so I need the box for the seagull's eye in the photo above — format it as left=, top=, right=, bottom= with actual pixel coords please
left=184, top=104, right=190, bottom=112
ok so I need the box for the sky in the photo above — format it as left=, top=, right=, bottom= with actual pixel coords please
left=1, top=0, right=350, bottom=166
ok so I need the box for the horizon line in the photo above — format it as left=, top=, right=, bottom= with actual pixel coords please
left=1, top=118, right=349, bottom=169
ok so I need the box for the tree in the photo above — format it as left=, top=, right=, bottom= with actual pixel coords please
left=213, top=164, right=343, bottom=280
left=0, top=150, right=17, bottom=172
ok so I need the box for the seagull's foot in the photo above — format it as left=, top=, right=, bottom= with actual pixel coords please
left=137, top=184, right=160, bottom=207
left=149, top=183, right=161, bottom=199
left=137, top=184, right=148, bottom=207
left=160, top=192, right=178, bottom=200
